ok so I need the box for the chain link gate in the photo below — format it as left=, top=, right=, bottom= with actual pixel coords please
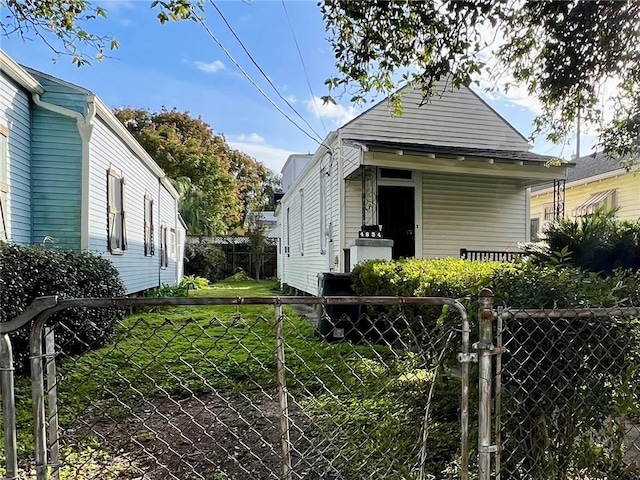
left=1, top=294, right=473, bottom=480
left=474, top=291, right=640, bottom=480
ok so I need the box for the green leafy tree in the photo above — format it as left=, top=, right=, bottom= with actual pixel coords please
left=0, top=0, right=202, bottom=66
left=170, top=177, right=213, bottom=236
left=321, top=0, right=640, bottom=165
left=114, top=107, right=240, bottom=234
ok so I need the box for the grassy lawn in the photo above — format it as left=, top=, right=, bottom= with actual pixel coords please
left=2, top=279, right=460, bottom=479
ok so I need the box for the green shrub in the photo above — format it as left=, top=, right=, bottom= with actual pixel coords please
left=179, top=275, right=209, bottom=290
left=351, top=257, right=502, bottom=298
left=524, top=209, right=640, bottom=274
left=0, top=243, right=125, bottom=374
left=148, top=284, right=188, bottom=297
left=184, top=241, right=226, bottom=281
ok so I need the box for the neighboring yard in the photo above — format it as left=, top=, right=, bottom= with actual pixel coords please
left=3, top=280, right=461, bottom=479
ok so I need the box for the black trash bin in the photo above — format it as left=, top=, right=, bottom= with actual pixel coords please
left=316, top=272, right=361, bottom=342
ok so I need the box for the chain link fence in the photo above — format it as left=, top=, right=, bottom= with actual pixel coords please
left=2, top=295, right=469, bottom=480
left=496, top=307, right=640, bottom=480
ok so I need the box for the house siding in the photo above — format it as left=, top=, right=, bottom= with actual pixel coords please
left=88, top=115, right=165, bottom=294
left=159, top=182, right=178, bottom=286
left=341, top=142, right=361, bottom=179
left=422, top=172, right=526, bottom=258
left=31, top=103, right=82, bottom=249
left=28, top=73, right=87, bottom=116
left=279, top=163, right=325, bottom=295
left=344, top=178, right=361, bottom=255
left=0, top=72, right=31, bottom=244
left=530, top=172, right=640, bottom=231
left=340, top=84, right=530, bottom=154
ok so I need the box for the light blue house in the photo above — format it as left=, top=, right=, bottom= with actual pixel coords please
left=0, top=49, right=186, bottom=293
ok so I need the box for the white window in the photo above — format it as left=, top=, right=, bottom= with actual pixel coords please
left=530, top=218, right=540, bottom=241
left=285, top=207, right=290, bottom=257
left=144, top=194, right=154, bottom=256
left=299, top=189, right=304, bottom=256
left=107, top=167, right=127, bottom=253
left=320, top=169, right=327, bottom=254
left=168, top=228, right=176, bottom=260
left=0, top=125, right=8, bottom=242
left=160, top=224, right=169, bottom=268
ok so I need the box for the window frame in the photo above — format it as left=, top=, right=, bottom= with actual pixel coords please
left=160, top=224, right=169, bottom=269
left=319, top=169, right=327, bottom=254
left=144, top=194, right=155, bottom=256
left=299, top=188, right=304, bottom=256
left=107, top=166, right=127, bottom=254
left=0, top=125, right=8, bottom=242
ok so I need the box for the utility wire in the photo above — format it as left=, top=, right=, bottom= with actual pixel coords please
left=281, top=0, right=328, bottom=136
left=197, top=17, right=324, bottom=146
left=209, top=0, right=325, bottom=144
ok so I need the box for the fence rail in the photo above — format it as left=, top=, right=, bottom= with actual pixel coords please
left=1, top=294, right=470, bottom=480
left=3, top=293, right=640, bottom=479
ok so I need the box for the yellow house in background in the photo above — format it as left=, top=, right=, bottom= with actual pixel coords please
left=530, top=153, right=640, bottom=240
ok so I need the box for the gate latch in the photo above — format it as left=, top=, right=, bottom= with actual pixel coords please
left=457, top=352, right=478, bottom=363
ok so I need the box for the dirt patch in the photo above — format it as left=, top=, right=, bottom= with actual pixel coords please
left=64, top=391, right=339, bottom=480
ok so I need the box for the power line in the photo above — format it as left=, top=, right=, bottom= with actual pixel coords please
left=209, top=0, right=325, bottom=144
left=281, top=0, right=328, bottom=136
left=197, top=16, right=324, bottom=147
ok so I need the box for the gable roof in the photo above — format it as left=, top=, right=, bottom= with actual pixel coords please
left=339, top=82, right=532, bottom=152
left=565, top=152, right=625, bottom=183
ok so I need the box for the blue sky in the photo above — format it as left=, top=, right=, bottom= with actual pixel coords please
left=1, top=0, right=593, bottom=173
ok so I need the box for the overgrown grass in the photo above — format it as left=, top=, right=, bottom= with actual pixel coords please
left=3, top=280, right=461, bottom=478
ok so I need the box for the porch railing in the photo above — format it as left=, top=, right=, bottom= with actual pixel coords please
left=459, top=248, right=521, bottom=262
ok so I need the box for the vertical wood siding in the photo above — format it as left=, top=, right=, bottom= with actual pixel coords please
left=340, top=84, right=530, bottom=152
left=89, top=116, right=169, bottom=294
left=422, top=172, right=526, bottom=258
left=31, top=104, right=82, bottom=249
left=0, top=73, right=31, bottom=244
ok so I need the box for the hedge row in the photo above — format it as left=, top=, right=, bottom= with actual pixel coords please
left=0, top=243, right=126, bottom=373
left=351, top=258, right=640, bottom=310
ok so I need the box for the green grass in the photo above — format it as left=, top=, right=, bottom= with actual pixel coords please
left=2, top=279, right=460, bottom=479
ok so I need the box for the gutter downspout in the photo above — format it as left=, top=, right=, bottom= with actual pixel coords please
left=32, top=93, right=96, bottom=250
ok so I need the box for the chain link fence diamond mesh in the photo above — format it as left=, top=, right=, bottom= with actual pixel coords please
left=497, top=307, right=640, bottom=480
left=7, top=296, right=468, bottom=480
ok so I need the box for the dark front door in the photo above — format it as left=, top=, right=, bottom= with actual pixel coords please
left=378, top=185, right=415, bottom=259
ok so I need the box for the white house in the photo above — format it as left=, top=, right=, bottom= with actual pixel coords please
left=0, top=49, right=185, bottom=293
left=276, top=83, right=568, bottom=295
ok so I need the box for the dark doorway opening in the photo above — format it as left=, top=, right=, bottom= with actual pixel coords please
left=378, top=185, right=415, bottom=259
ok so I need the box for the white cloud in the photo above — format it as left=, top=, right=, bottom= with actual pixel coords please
left=228, top=134, right=298, bottom=173
left=284, top=94, right=298, bottom=103
left=235, top=133, right=265, bottom=143
left=194, top=60, right=226, bottom=74
left=305, top=96, right=358, bottom=126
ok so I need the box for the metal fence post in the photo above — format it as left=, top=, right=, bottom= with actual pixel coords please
left=1, top=334, right=18, bottom=480
left=45, top=327, right=60, bottom=480
left=477, top=289, right=495, bottom=480
left=274, top=302, right=293, bottom=480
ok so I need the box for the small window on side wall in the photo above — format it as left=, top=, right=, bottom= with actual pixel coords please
left=0, top=126, right=8, bottom=242
left=160, top=224, right=169, bottom=268
left=144, top=194, right=154, bottom=256
left=107, top=167, right=127, bottom=253
left=530, top=218, right=540, bottom=241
